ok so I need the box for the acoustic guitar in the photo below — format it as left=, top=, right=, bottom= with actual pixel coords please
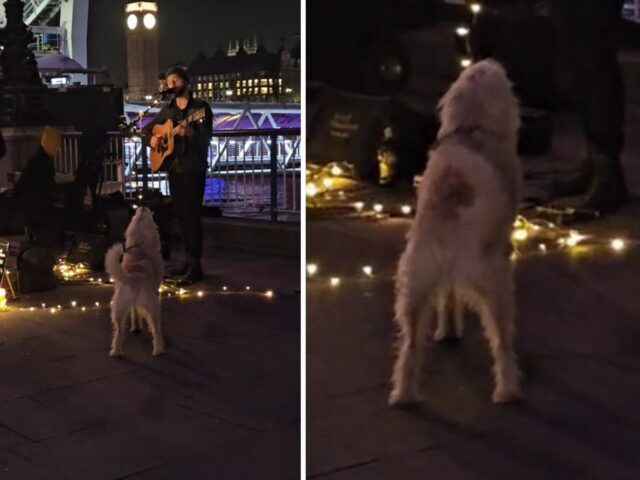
left=150, top=108, right=206, bottom=172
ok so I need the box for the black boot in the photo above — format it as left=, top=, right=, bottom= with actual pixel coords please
left=181, top=257, right=203, bottom=284
left=580, top=152, right=628, bottom=213
left=168, top=258, right=190, bottom=277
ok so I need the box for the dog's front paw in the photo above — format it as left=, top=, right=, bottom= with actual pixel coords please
left=433, top=327, right=446, bottom=342
left=109, top=349, right=123, bottom=357
left=388, top=387, right=422, bottom=408
left=152, top=347, right=166, bottom=356
left=492, top=385, right=523, bottom=404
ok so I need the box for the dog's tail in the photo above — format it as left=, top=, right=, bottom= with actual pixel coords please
left=105, top=244, right=139, bottom=286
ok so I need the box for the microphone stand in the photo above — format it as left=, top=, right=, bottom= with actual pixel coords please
left=117, top=91, right=170, bottom=197
left=118, top=92, right=169, bottom=136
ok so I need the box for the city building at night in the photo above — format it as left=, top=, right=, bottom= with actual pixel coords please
left=181, top=37, right=300, bottom=103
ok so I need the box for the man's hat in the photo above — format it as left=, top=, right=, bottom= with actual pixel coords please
left=165, top=66, right=190, bottom=85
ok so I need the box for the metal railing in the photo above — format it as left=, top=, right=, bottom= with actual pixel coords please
left=54, top=128, right=301, bottom=221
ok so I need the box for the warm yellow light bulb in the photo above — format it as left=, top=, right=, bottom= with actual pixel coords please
left=460, top=58, right=472, bottom=68
left=456, top=26, right=470, bottom=36
left=611, top=238, right=625, bottom=251
left=306, top=183, right=318, bottom=197
left=362, top=266, right=373, bottom=276
left=322, top=177, right=333, bottom=188
left=197, top=291, right=204, bottom=297
left=330, top=165, right=343, bottom=176
left=330, top=277, right=341, bottom=287
left=373, top=204, right=383, bottom=213
left=265, top=290, right=274, bottom=298
left=307, top=264, right=318, bottom=276
left=512, top=229, right=528, bottom=242
left=470, top=3, right=482, bottom=14
left=566, top=231, right=586, bottom=247
left=401, top=205, right=412, bottom=215
left=354, top=202, right=365, bottom=212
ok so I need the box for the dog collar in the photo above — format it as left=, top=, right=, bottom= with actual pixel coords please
left=124, top=243, right=143, bottom=252
left=433, top=125, right=504, bottom=149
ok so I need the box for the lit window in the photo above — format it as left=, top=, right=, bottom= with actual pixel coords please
left=254, top=87, right=258, bottom=94
left=248, top=80, right=253, bottom=86
left=260, top=87, right=268, bottom=94
left=278, top=78, right=282, bottom=84
left=260, top=79, right=268, bottom=86
left=197, top=83, right=202, bottom=90
left=242, top=80, right=246, bottom=87
left=208, top=82, right=212, bottom=89
left=269, top=79, right=273, bottom=85
left=236, top=89, right=241, bottom=95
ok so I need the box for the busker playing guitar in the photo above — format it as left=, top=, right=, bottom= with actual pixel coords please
left=143, top=66, right=213, bottom=283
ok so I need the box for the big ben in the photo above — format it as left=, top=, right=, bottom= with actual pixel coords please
left=125, top=2, right=159, bottom=101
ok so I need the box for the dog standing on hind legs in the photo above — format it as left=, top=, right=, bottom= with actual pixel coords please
left=105, top=206, right=165, bottom=356
left=389, top=59, right=523, bottom=406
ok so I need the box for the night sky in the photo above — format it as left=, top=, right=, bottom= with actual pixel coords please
left=87, top=0, right=300, bottom=88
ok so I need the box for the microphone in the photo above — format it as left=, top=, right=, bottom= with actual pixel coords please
left=153, top=87, right=175, bottom=96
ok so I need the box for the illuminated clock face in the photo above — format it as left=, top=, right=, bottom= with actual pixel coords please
left=143, top=13, right=156, bottom=29
left=127, top=14, right=138, bottom=30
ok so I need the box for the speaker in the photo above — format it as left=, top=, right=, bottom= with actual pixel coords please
left=67, top=233, right=108, bottom=271
left=307, top=89, right=390, bottom=182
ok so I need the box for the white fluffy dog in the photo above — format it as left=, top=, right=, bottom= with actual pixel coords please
left=389, top=59, right=522, bottom=405
left=105, top=206, right=165, bottom=356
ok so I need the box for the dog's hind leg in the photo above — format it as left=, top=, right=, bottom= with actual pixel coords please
left=109, top=304, right=128, bottom=357
left=453, top=291, right=465, bottom=339
left=434, top=289, right=464, bottom=342
left=389, top=251, right=435, bottom=407
left=141, top=294, right=165, bottom=356
left=474, top=269, right=522, bottom=403
left=130, top=307, right=141, bottom=332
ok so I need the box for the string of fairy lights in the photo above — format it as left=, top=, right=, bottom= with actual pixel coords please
left=0, top=258, right=275, bottom=313
left=306, top=157, right=635, bottom=288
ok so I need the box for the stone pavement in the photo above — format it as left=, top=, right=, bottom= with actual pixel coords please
left=307, top=205, right=640, bottom=479
left=0, top=247, right=300, bottom=479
